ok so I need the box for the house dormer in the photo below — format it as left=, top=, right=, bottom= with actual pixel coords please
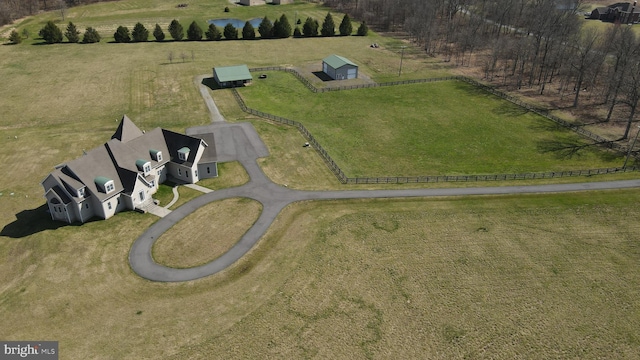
left=95, top=176, right=115, bottom=194
left=135, top=159, right=152, bottom=176
left=150, top=149, right=163, bottom=162
left=177, top=147, right=190, bottom=161
left=77, top=187, right=86, bottom=197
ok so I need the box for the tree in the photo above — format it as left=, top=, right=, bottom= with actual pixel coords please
left=223, top=23, right=238, bottom=40
left=8, top=30, right=21, bottom=44
left=339, top=14, right=352, bottom=36
left=242, top=21, right=255, bottom=40
left=258, top=16, right=273, bottom=39
left=293, top=26, right=302, bottom=37
left=321, top=12, right=335, bottom=37
left=302, top=17, right=318, bottom=37
left=39, top=21, right=63, bottom=44
left=168, top=19, right=184, bottom=41
left=356, top=21, right=368, bottom=36
left=132, top=22, right=149, bottom=42
left=205, top=24, right=221, bottom=41
left=114, top=26, right=131, bottom=43
left=273, top=14, right=291, bottom=38
left=168, top=51, right=174, bottom=63
left=82, top=27, right=101, bottom=43
left=187, top=21, right=203, bottom=41
left=153, top=24, right=165, bottom=41
left=65, top=21, right=80, bottom=43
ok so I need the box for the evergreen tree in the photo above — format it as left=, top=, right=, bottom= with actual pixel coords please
left=339, top=14, right=352, bottom=36
left=153, top=24, right=165, bottom=41
left=82, top=27, right=101, bottom=43
left=293, top=26, right=301, bottom=37
left=168, top=19, right=184, bottom=41
left=356, top=21, right=368, bottom=36
left=321, top=12, right=335, bottom=37
left=205, top=24, right=221, bottom=41
left=65, top=22, right=80, bottom=43
left=187, top=21, right=203, bottom=41
left=273, top=14, right=291, bottom=38
left=132, top=22, right=149, bottom=42
left=39, top=21, right=63, bottom=44
left=114, top=26, right=131, bottom=43
left=258, top=17, right=273, bottom=39
left=302, top=17, right=318, bottom=37
left=223, top=23, right=238, bottom=40
left=242, top=21, right=255, bottom=40
left=8, top=30, right=22, bottom=44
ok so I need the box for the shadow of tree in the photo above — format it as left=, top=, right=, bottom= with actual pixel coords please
left=1, top=204, right=69, bottom=238
left=537, top=139, right=621, bottom=161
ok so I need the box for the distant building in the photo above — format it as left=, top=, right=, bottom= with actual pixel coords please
left=42, top=116, right=218, bottom=223
left=238, top=0, right=264, bottom=5
left=213, top=64, right=253, bottom=88
left=322, top=55, right=358, bottom=80
left=589, top=2, right=640, bottom=23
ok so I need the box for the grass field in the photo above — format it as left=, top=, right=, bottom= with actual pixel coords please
left=240, top=71, right=625, bottom=176
left=2, top=190, right=640, bottom=358
left=2, top=0, right=640, bottom=358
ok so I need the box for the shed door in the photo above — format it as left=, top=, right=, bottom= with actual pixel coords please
left=347, top=68, right=357, bottom=79
left=323, top=63, right=328, bottom=73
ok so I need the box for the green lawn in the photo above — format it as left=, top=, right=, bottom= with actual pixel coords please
left=240, top=71, right=624, bottom=176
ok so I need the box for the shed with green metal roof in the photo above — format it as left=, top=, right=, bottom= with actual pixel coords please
left=213, top=64, right=253, bottom=88
left=322, top=55, right=358, bottom=80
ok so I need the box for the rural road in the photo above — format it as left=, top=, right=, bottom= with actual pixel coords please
left=128, top=78, right=640, bottom=282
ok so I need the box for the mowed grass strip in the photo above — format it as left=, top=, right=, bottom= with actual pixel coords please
left=153, top=197, right=262, bottom=268
left=240, top=71, right=624, bottom=177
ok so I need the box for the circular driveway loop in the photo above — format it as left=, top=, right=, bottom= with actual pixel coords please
left=128, top=77, right=640, bottom=282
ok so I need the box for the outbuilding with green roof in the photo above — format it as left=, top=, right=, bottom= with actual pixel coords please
left=322, top=54, right=358, bottom=80
left=213, top=64, right=253, bottom=88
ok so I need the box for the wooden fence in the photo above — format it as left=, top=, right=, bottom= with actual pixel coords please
left=234, top=69, right=638, bottom=184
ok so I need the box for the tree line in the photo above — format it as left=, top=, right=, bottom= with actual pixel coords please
left=324, top=0, right=640, bottom=140
left=11, top=12, right=368, bottom=45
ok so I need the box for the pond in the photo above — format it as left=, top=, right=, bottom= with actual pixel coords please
left=208, top=18, right=263, bottom=29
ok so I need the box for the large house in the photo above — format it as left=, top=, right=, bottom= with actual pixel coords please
left=322, top=55, right=359, bottom=80
left=41, top=116, right=218, bottom=223
left=589, top=2, right=640, bottom=23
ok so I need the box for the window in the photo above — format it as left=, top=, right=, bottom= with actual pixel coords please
left=157, top=169, right=161, bottom=176
left=106, top=182, right=114, bottom=193
left=86, top=203, right=89, bottom=209
left=157, top=152, right=162, bottom=161
left=186, top=171, right=189, bottom=178
left=117, top=198, right=120, bottom=205
left=78, top=188, right=85, bottom=197
left=144, top=164, right=151, bottom=174
left=108, top=202, right=112, bottom=210
left=150, top=150, right=163, bottom=162
left=178, top=147, right=190, bottom=161
left=178, top=168, right=182, bottom=176
left=195, top=170, right=198, bottom=177
left=151, top=180, right=155, bottom=187
left=207, top=167, right=210, bottom=174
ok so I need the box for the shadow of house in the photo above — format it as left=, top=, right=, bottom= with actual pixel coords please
left=590, top=2, right=640, bottom=23
left=1, top=204, right=68, bottom=238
